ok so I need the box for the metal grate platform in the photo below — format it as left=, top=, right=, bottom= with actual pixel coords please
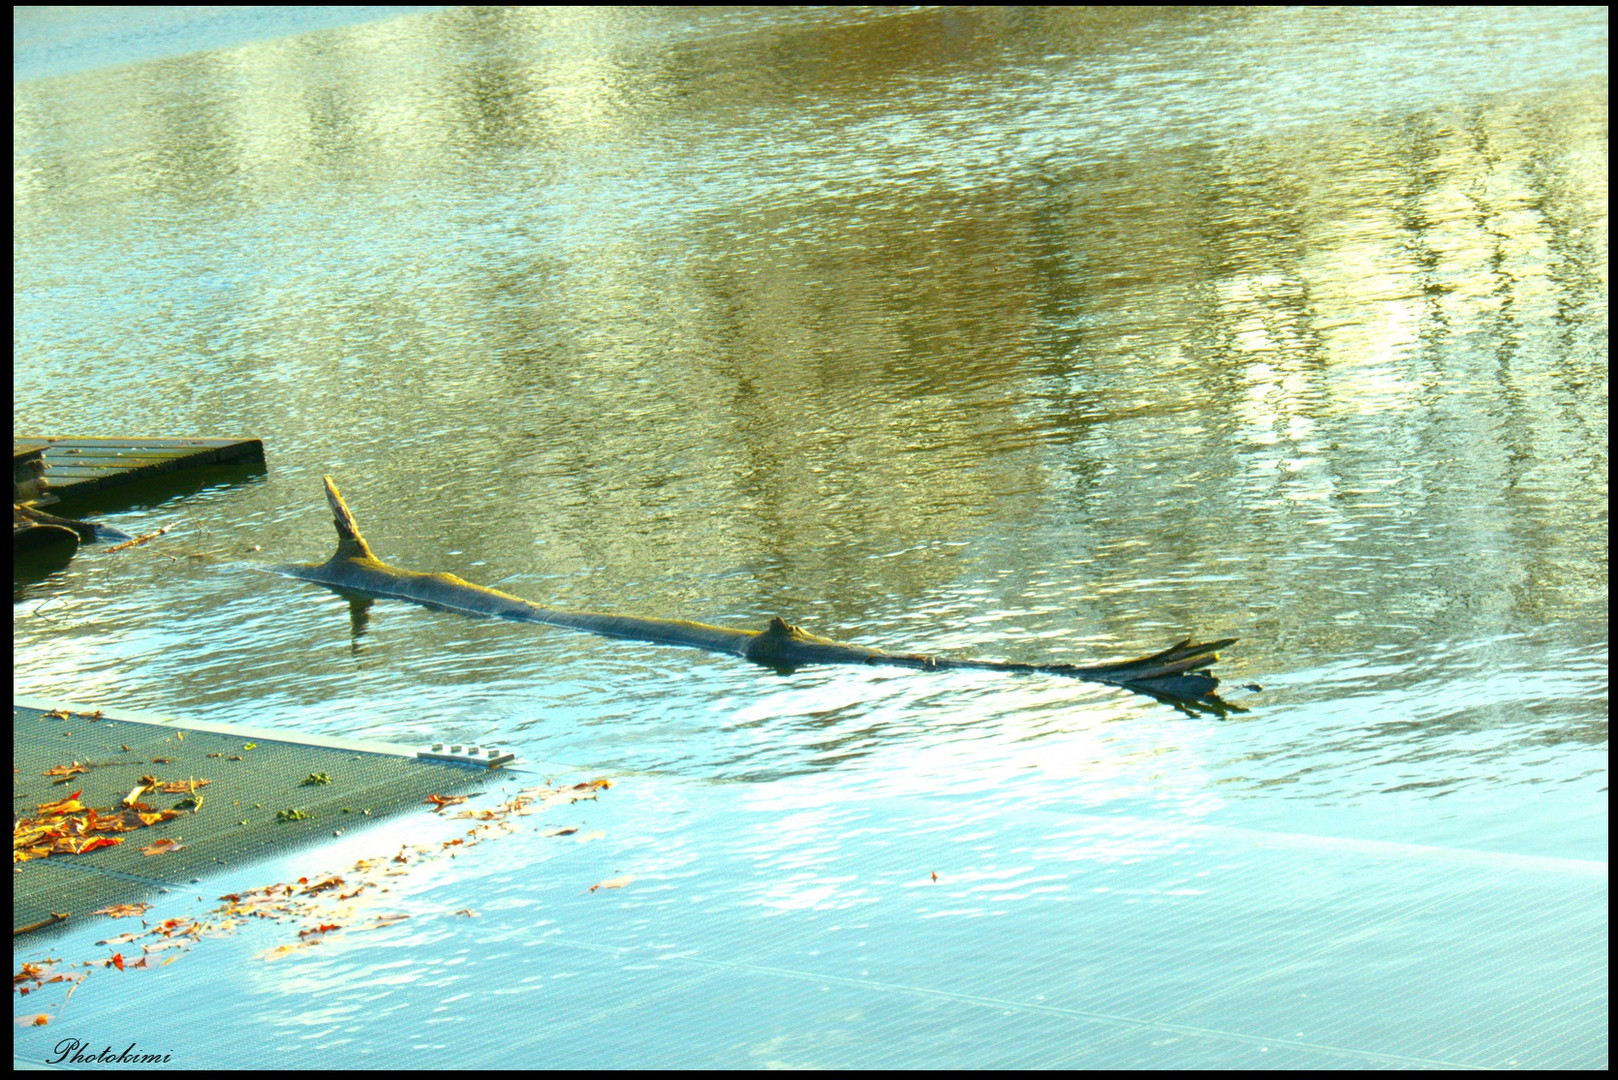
left=12, top=698, right=504, bottom=939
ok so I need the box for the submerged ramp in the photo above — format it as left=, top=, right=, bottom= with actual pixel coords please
left=12, top=697, right=508, bottom=939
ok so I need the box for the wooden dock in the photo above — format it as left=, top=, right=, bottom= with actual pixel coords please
left=13, top=435, right=265, bottom=502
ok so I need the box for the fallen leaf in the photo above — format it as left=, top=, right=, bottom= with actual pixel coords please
left=37, top=791, right=85, bottom=815
left=60, top=835, right=123, bottom=855
left=588, top=874, right=635, bottom=893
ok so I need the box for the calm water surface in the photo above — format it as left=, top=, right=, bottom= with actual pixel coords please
left=12, top=6, right=1607, bottom=1066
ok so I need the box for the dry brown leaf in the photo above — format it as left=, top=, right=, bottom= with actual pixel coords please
left=91, top=902, right=152, bottom=918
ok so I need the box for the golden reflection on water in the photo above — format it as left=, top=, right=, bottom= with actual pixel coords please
left=9, top=8, right=1608, bottom=1068
left=13, top=5, right=1607, bottom=810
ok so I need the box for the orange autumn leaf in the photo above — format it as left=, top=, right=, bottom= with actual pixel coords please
left=425, top=794, right=467, bottom=811
left=36, top=791, right=85, bottom=815
left=43, top=762, right=88, bottom=778
left=59, top=835, right=123, bottom=855
left=140, top=838, right=184, bottom=856
left=74, top=807, right=152, bottom=833
left=91, top=902, right=152, bottom=918
left=108, top=953, right=125, bottom=971
left=13, top=816, right=62, bottom=839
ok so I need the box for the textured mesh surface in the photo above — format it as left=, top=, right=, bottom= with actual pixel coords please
left=13, top=704, right=492, bottom=937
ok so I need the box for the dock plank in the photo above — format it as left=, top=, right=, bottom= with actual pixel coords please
left=12, top=435, right=265, bottom=499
